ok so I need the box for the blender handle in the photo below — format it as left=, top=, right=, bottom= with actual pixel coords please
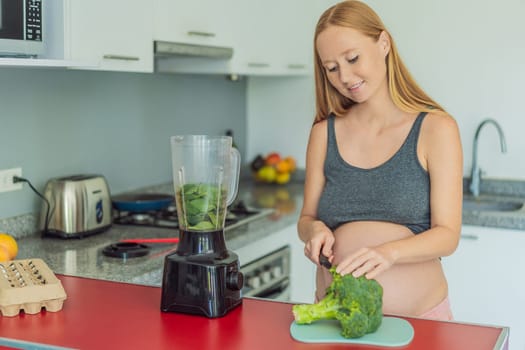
left=226, top=148, right=241, bottom=206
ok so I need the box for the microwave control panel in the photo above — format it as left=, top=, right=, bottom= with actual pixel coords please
left=25, top=0, right=42, bottom=41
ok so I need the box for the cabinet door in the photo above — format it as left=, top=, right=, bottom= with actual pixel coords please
left=442, top=225, right=525, bottom=350
left=288, top=225, right=317, bottom=303
left=153, top=0, right=235, bottom=47
left=153, top=0, right=239, bottom=74
left=231, top=0, right=314, bottom=76
left=65, top=1, right=153, bottom=73
left=272, top=0, right=318, bottom=75
left=233, top=223, right=316, bottom=304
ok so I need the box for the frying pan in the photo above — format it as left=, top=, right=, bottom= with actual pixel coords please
left=112, top=193, right=174, bottom=212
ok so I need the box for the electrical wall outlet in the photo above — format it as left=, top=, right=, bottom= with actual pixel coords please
left=0, top=168, right=23, bottom=193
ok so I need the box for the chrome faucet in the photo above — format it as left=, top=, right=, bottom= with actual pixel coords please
left=469, top=119, right=507, bottom=197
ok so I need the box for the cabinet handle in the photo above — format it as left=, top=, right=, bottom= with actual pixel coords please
left=248, top=62, right=270, bottom=68
left=102, top=55, right=140, bottom=61
left=287, top=63, right=306, bottom=69
left=187, top=31, right=216, bottom=38
left=460, top=234, right=479, bottom=240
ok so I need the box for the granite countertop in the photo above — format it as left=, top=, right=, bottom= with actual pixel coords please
left=14, top=181, right=304, bottom=287
left=461, top=178, right=525, bottom=230
left=462, top=193, right=525, bottom=229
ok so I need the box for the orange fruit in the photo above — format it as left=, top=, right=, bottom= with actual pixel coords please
left=0, top=233, right=18, bottom=261
left=275, top=159, right=291, bottom=173
left=284, top=156, right=297, bottom=172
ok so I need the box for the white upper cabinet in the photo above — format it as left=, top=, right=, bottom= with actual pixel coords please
left=231, top=0, right=315, bottom=76
left=154, top=0, right=317, bottom=76
left=229, top=1, right=282, bottom=75
left=153, top=0, right=235, bottom=48
left=153, top=0, right=238, bottom=75
left=64, top=0, right=153, bottom=73
left=4, top=1, right=319, bottom=75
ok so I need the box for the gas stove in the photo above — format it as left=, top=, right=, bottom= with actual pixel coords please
left=112, top=200, right=272, bottom=231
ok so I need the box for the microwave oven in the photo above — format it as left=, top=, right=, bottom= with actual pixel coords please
left=0, top=0, right=43, bottom=57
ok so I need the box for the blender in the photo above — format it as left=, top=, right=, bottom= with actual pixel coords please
left=160, top=135, right=243, bottom=318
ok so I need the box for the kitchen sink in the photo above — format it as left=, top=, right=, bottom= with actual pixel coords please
left=463, top=198, right=524, bottom=212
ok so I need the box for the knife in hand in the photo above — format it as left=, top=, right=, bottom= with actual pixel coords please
left=319, top=252, right=332, bottom=269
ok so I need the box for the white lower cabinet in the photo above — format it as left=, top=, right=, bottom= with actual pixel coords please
left=442, top=225, right=525, bottom=350
left=288, top=226, right=317, bottom=303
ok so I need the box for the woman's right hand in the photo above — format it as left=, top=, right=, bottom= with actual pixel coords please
left=302, top=220, right=335, bottom=267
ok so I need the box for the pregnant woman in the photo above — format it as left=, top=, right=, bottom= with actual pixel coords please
left=298, top=1, right=463, bottom=320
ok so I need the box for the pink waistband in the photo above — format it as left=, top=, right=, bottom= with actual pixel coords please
left=418, top=296, right=453, bottom=321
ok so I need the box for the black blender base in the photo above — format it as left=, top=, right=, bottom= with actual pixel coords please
left=161, top=296, right=242, bottom=318
left=160, top=250, right=243, bottom=318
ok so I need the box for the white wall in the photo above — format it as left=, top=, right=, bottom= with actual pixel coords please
left=366, top=0, right=524, bottom=180
left=247, top=0, right=525, bottom=180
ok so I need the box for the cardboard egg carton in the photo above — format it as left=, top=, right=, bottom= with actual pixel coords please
left=0, top=258, right=67, bottom=317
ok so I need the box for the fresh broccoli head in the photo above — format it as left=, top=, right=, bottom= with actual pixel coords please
left=292, top=267, right=383, bottom=338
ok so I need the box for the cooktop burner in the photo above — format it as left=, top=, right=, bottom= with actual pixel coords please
left=112, top=200, right=272, bottom=231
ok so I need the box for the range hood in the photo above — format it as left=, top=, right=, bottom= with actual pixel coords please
left=154, top=41, right=233, bottom=60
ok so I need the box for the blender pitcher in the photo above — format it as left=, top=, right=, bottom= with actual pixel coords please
left=171, top=135, right=240, bottom=233
left=161, top=135, right=244, bottom=318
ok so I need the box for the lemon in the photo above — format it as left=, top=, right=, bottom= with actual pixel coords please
left=275, top=172, right=291, bottom=185
left=257, top=166, right=277, bottom=183
left=0, top=246, right=9, bottom=262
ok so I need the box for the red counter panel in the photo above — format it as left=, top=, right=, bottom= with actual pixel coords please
left=0, top=276, right=508, bottom=350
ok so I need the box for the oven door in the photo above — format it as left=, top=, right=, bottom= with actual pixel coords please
left=250, top=276, right=290, bottom=301
left=240, top=245, right=291, bottom=301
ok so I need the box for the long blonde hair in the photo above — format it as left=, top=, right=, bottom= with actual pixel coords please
left=314, top=1, right=445, bottom=123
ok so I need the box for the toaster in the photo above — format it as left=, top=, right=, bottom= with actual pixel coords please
left=40, top=174, right=112, bottom=238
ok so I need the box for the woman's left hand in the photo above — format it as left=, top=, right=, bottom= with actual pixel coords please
left=335, top=245, right=395, bottom=280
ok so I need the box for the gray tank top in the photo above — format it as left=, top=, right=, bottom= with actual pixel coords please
left=317, top=112, right=430, bottom=234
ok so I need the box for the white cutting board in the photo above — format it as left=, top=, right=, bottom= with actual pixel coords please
left=290, top=316, right=414, bottom=347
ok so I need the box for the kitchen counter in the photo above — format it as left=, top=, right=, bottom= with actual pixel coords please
left=462, top=178, right=525, bottom=230
left=462, top=193, right=525, bottom=230
left=14, top=182, right=304, bottom=287
left=0, top=275, right=509, bottom=350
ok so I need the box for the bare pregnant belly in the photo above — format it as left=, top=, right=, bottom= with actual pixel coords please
left=316, top=221, right=448, bottom=317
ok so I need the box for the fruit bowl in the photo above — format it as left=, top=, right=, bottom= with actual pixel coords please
left=251, top=152, right=297, bottom=185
